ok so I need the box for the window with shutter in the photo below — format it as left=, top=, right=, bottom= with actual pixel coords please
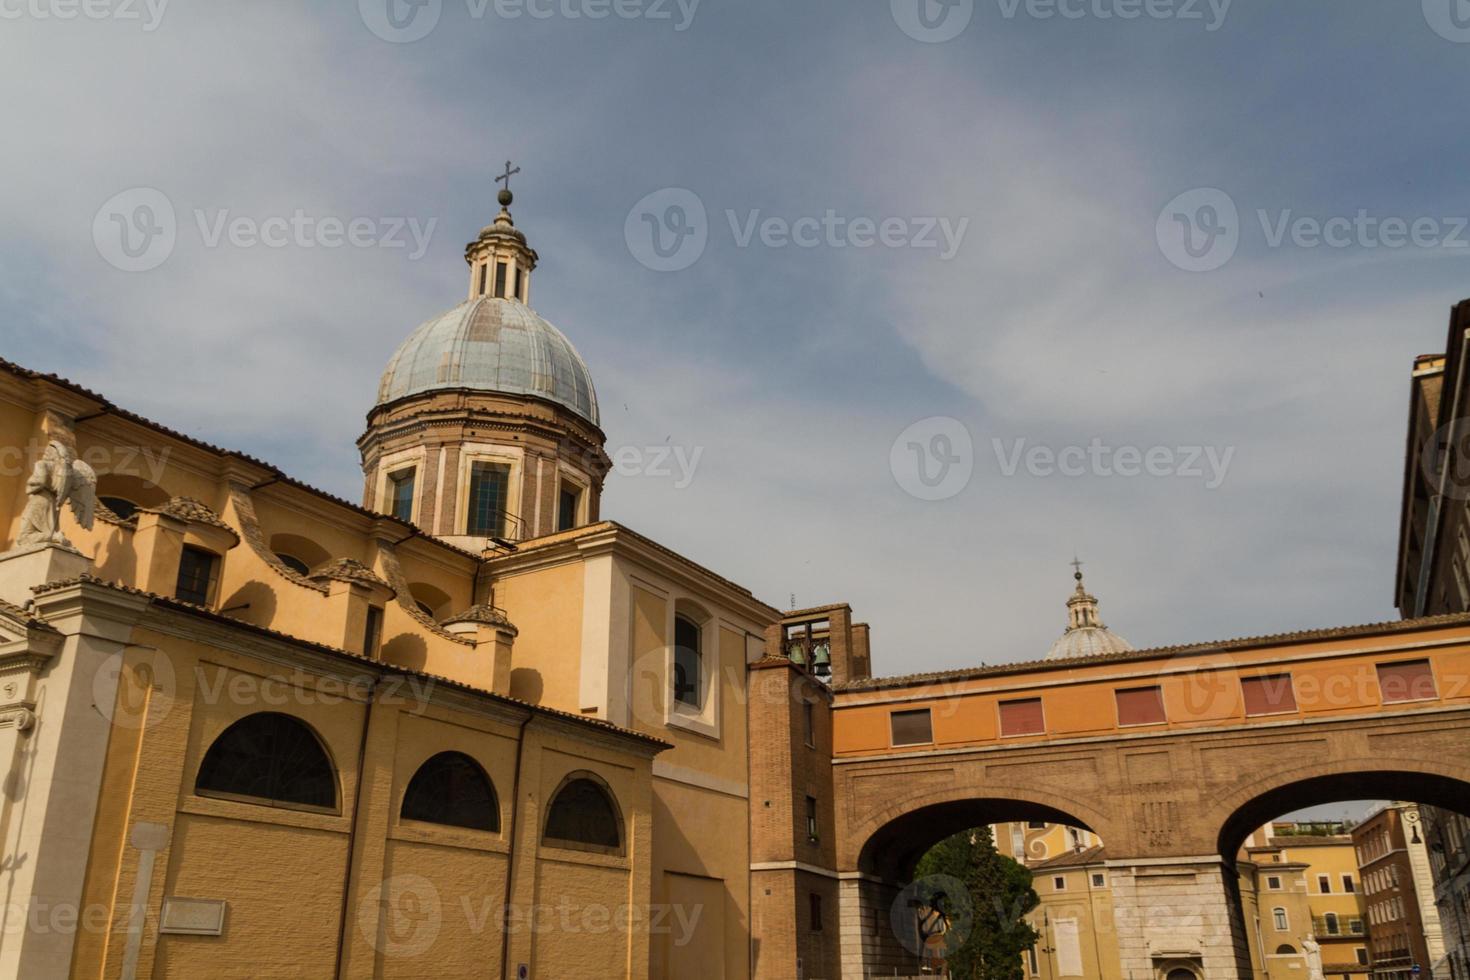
left=999, top=698, right=1044, bottom=737
left=1115, top=686, right=1166, bottom=726
left=1242, top=673, right=1298, bottom=716
left=890, top=708, right=933, bottom=746
left=1376, top=659, right=1437, bottom=703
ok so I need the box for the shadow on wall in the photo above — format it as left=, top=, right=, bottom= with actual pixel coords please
left=510, top=668, right=543, bottom=704
left=219, top=581, right=278, bottom=629
left=382, top=632, right=428, bottom=673
left=91, top=525, right=139, bottom=582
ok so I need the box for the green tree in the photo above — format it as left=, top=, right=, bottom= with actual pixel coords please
left=912, top=826, right=1041, bottom=980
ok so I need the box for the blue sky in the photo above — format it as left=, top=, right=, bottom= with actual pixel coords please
left=5, top=0, right=1470, bottom=677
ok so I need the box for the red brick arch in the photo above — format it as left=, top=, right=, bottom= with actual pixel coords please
left=1208, top=755, right=1470, bottom=857
left=844, top=782, right=1119, bottom=877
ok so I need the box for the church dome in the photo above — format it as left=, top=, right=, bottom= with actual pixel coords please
left=1044, top=565, right=1133, bottom=661
left=1046, top=624, right=1134, bottom=660
left=376, top=296, right=600, bottom=426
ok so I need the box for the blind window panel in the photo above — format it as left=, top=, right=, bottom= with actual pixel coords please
left=890, top=709, right=933, bottom=746
left=1377, top=659, right=1437, bottom=703
left=999, top=698, right=1044, bottom=737
left=1115, top=686, right=1166, bottom=726
left=1241, top=673, right=1298, bottom=715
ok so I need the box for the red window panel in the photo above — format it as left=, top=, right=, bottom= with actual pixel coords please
left=1377, top=659, right=1437, bottom=704
left=1116, top=686, right=1166, bottom=726
left=1242, top=674, right=1298, bottom=716
left=999, top=698, right=1045, bottom=737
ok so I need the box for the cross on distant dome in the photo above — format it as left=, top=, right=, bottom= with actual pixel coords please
left=1071, top=557, right=1085, bottom=579
left=496, top=161, right=520, bottom=192
left=495, top=160, right=521, bottom=208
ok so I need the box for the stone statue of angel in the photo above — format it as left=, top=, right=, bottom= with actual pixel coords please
left=15, top=441, right=96, bottom=550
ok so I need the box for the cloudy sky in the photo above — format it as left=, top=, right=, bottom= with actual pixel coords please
left=4, top=0, right=1469, bottom=679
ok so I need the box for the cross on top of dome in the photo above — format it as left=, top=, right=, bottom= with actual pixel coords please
left=495, top=160, right=520, bottom=208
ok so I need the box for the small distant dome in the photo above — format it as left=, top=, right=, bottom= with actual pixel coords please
left=1045, top=564, right=1133, bottom=661
left=376, top=297, right=599, bottom=426
left=1046, top=625, right=1134, bottom=661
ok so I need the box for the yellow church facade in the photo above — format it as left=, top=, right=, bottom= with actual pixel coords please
left=0, top=186, right=773, bottom=978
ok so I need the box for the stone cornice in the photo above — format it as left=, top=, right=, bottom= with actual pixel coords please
left=490, top=522, right=778, bottom=629
left=31, top=580, right=151, bottom=643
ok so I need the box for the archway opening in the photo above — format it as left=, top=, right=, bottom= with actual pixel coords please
left=1216, top=771, right=1470, bottom=980
left=856, top=798, right=1099, bottom=978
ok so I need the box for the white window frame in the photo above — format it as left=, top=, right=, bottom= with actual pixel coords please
left=375, top=446, right=428, bottom=525
left=1273, top=907, right=1289, bottom=931
left=555, top=464, right=590, bottom=532
left=664, top=597, right=721, bottom=740
left=457, top=446, right=523, bottom=538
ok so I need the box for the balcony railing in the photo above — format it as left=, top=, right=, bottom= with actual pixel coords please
left=1312, top=915, right=1366, bottom=937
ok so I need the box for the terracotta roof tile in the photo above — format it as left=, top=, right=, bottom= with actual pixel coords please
left=835, top=611, right=1470, bottom=693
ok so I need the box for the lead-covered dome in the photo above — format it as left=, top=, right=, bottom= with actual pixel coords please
left=376, top=297, right=599, bottom=426
left=1045, top=567, right=1133, bottom=661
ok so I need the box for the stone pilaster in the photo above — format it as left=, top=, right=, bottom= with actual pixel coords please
left=0, top=581, right=149, bottom=979
left=1107, top=855, right=1253, bottom=980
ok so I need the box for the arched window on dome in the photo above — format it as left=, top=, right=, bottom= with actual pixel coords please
left=195, top=712, right=337, bottom=811
left=543, top=773, right=623, bottom=854
left=401, top=752, right=500, bottom=832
